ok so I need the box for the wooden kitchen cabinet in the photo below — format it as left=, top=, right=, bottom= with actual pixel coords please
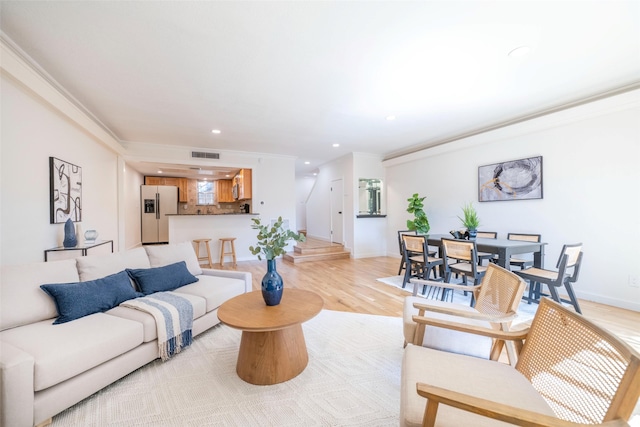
left=233, top=169, right=252, bottom=200
left=144, top=176, right=188, bottom=203
left=216, top=179, right=234, bottom=203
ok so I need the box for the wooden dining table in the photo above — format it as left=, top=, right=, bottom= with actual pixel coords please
left=424, top=234, right=546, bottom=270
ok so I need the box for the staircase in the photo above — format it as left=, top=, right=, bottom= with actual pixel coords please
left=283, top=237, right=350, bottom=263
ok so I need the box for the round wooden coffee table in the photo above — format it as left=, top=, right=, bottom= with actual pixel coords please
left=217, top=288, right=323, bottom=385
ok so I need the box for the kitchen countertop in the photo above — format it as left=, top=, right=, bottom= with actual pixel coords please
left=167, top=213, right=259, bottom=216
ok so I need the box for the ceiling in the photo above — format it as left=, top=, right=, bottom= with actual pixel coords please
left=1, top=1, right=639, bottom=178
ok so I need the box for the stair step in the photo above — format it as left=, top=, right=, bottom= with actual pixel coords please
left=294, top=244, right=344, bottom=255
left=283, top=250, right=350, bottom=263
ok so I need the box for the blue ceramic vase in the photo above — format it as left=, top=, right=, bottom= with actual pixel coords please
left=63, top=218, right=77, bottom=248
left=261, top=259, right=283, bottom=306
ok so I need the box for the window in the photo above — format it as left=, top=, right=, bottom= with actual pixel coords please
left=197, top=181, right=214, bottom=205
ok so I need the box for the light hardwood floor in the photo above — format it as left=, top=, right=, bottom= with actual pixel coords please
left=215, top=253, right=640, bottom=352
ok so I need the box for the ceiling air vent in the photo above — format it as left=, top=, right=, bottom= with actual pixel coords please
left=191, top=151, right=220, bottom=160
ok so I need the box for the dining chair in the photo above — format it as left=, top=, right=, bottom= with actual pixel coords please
left=400, top=298, right=640, bottom=427
left=402, top=235, right=444, bottom=297
left=403, top=263, right=526, bottom=364
left=515, top=242, right=583, bottom=313
left=397, top=230, right=418, bottom=275
left=441, top=239, right=488, bottom=300
left=475, top=230, right=497, bottom=265
left=505, top=232, right=542, bottom=269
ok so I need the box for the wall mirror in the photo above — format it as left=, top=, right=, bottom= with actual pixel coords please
left=358, top=178, right=384, bottom=216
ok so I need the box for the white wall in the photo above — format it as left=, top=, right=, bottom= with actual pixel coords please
left=353, top=153, right=386, bottom=258
left=1, top=73, right=120, bottom=265
left=384, top=90, right=640, bottom=311
left=295, top=176, right=315, bottom=231
left=123, top=162, right=144, bottom=250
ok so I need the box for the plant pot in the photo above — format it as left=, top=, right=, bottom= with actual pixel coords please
left=261, top=259, right=283, bottom=306
left=467, top=229, right=477, bottom=240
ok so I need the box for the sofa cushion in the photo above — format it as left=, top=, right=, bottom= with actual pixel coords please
left=126, top=261, right=198, bottom=295
left=76, top=247, right=150, bottom=282
left=41, top=271, right=142, bottom=324
left=400, top=344, right=555, bottom=427
left=173, top=274, right=245, bottom=312
left=403, top=296, right=493, bottom=359
left=144, top=242, right=203, bottom=276
left=1, top=259, right=79, bottom=331
left=0, top=314, right=143, bottom=392
left=106, top=293, right=206, bottom=342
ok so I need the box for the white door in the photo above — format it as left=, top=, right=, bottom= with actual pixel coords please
left=330, top=179, right=343, bottom=245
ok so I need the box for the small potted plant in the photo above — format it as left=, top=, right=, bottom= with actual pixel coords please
left=458, top=202, right=480, bottom=239
left=249, top=216, right=305, bottom=306
left=406, top=193, right=430, bottom=234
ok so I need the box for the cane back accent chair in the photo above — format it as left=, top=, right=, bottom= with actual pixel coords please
left=403, top=263, right=525, bottom=363
left=400, top=298, right=640, bottom=427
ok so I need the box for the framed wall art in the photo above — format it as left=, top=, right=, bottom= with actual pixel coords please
left=478, top=156, right=543, bottom=202
left=49, top=157, right=82, bottom=223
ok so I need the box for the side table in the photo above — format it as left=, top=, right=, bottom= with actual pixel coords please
left=217, top=288, right=323, bottom=385
left=44, top=240, right=114, bottom=261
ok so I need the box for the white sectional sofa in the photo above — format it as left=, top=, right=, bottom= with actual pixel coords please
left=0, top=242, right=251, bottom=427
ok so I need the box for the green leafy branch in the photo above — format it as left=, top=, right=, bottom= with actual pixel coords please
left=249, top=216, right=306, bottom=260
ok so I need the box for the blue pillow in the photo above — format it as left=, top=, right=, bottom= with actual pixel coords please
left=41, top=270, right=141, bottom=324
left=126, top=261, right=198, bottom=295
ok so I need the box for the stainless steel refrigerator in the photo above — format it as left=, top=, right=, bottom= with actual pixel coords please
left=141, top=185, right=178, bottom=244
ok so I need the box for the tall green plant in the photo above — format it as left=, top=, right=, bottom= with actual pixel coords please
left=249, top=216, right=306, bottom=260
left=406, top=193, right=430, bottom=234
left=458, top=202, right=480, bottom=230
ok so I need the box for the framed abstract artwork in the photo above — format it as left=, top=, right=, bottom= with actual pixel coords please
left=49, top=157, right=82, bottom=223
left=478, top=156, right=543, bottom=202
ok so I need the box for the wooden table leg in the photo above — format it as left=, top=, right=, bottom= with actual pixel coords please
left=236, top=324, right=309, bottom=385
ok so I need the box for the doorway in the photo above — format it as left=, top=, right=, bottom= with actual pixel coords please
left=330, top=179, right=343, bottom=245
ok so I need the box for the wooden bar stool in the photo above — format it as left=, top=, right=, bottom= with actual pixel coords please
left=192, top=239, right=213, bottom=269
left=219, top=237, right=237, bottom=267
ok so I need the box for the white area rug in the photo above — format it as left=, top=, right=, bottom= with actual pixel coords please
left=51, top=310, right=403, bottom=426
left=376, top=275, right=539, bottom=325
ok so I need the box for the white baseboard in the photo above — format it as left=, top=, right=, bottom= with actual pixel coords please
left=576, top=291, right=640, bottom=312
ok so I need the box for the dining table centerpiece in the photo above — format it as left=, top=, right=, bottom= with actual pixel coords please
left=406, top=193, right=430, bottom=234
left=458, top=202, right=480, bottom=239
left=249, top=216, right=306, bottom=306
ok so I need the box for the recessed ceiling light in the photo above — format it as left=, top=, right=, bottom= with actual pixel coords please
left=313, top=173, right=317, bottom=176
left=508, top=46, right=531, bottom=58
left=211, top=129, right=221, bottom=134
left=225, top=174, right=230, bottom=177
left=386, top=115, right=396, bottom=121
left=332, top=143, right=340, bottom=148
left=304, top=161, right=310, bottom=165
left=157, top=170, right=163, bottom=174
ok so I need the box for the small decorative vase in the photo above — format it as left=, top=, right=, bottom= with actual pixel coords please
left=84, top=229, right=98, bottom=243
left=467, top=229, right=477, bottom=240
left=261, top=259, right=284, bottom=306
left=63, top=218, right=77, bottom=248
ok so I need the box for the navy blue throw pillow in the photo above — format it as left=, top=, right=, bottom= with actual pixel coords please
left=126, top=261, right=198, bottom=295
left=41, top=270, right=141, bottom=324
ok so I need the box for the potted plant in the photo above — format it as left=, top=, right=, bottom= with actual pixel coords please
left=458, top=202, right=480, bottom=239
left=249, top=216, right=306, bottom=306
left=406, top=193, right=430, bottom=234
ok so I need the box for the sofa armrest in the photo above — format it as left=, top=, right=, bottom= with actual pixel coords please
left=200, top=268, right=252, bottom=293
left=0, top=341, right=35, bottom=427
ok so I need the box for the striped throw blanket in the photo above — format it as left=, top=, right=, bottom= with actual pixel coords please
left=121, top=292, right=193, bottom=361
